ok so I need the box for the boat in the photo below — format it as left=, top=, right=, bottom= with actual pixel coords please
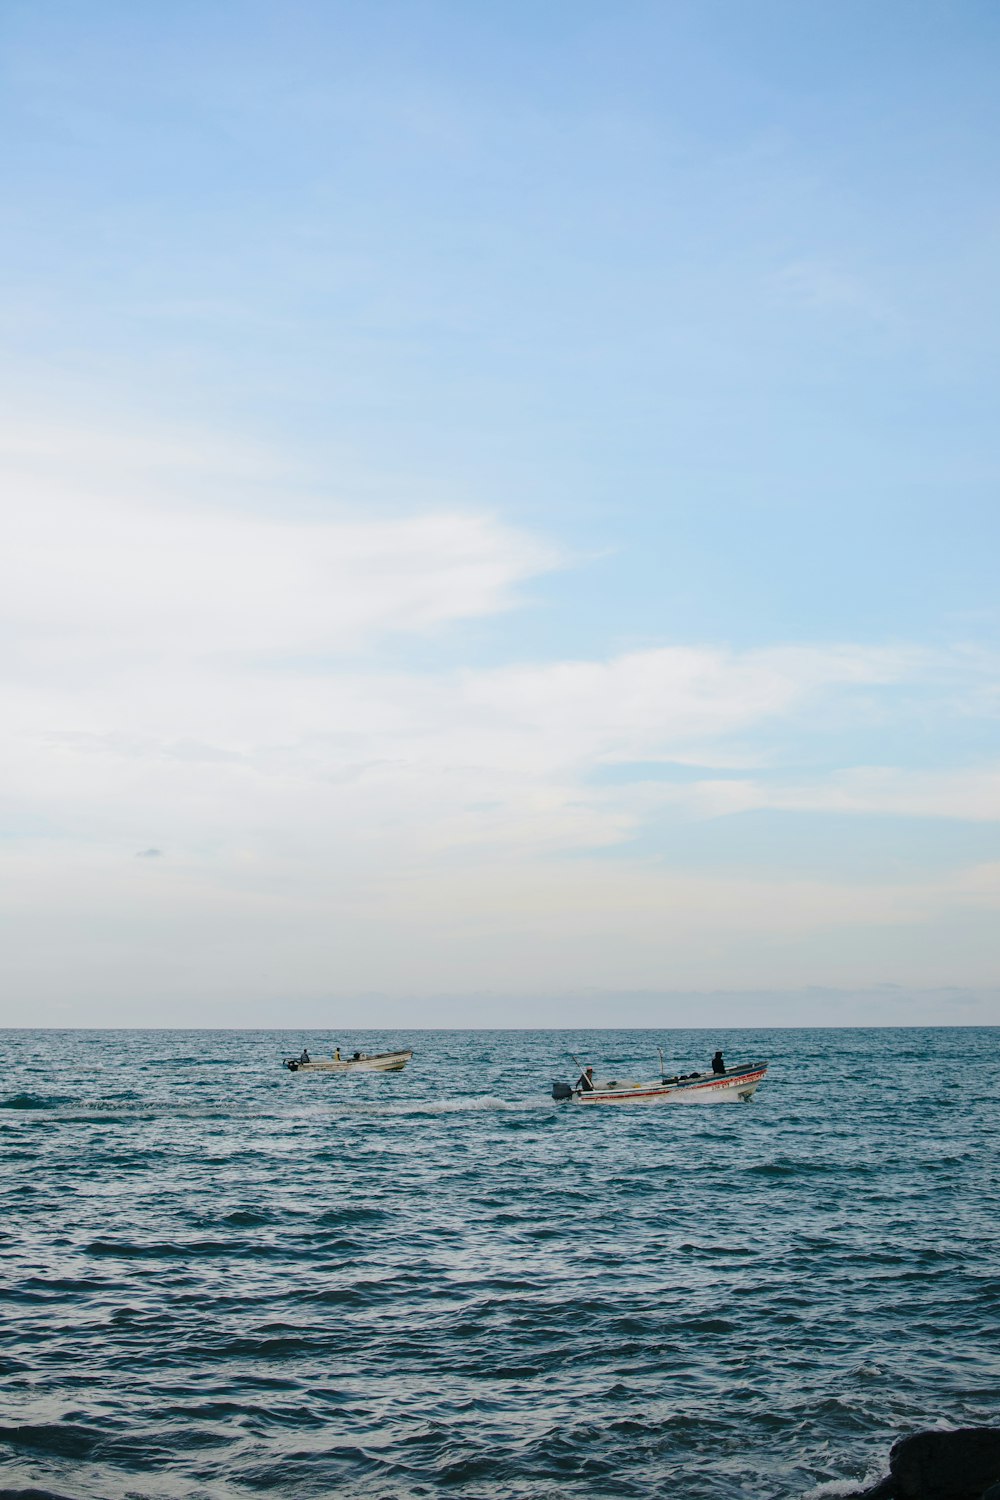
left=550, top=1056, right=767, bottom=1104
left=283, top=1049, right=413, bottom=1074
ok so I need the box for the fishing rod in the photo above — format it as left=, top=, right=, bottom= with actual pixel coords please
left=568, top=1051, right=595, bottom=1092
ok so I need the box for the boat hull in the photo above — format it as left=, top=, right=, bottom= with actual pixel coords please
left=565, top=1061, right=767, bottom=1105
left=284, top=1050, right=413, bottom=1073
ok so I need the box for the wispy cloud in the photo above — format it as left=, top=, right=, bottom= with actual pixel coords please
left=2, top=487, right=558, bottom=669
left=770, top=258, right=893, bottom=322
left=694, top=764, right=1000, bottom=824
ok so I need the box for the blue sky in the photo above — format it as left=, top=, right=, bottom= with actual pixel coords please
left=2, top=1, right=999, bottom=1024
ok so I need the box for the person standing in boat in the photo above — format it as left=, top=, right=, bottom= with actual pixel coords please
left=299, top=1048, right=310, bottom=1064
left=711, top=1050, right=725, bottom=1074
left=334, top=1047, right=341, bottom=1061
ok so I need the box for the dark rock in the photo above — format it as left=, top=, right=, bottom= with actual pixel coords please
left=839, top=1428, right=1000, bottom=1500
left=889, top=1428, right=1000, bottom=1500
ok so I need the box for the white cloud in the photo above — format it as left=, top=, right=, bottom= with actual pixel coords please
left=1, top=487, right=558, bottom=669
left=4, top=415, right=1000, bottom=1015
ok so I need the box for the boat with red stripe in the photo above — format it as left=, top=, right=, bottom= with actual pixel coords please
left=551, top=1053, right=767, bottom=1105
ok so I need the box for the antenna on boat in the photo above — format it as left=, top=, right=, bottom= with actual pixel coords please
left=658, top=1045, right=665, bottom=1079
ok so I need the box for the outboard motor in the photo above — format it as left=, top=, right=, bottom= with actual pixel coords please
left=551, top=1080, right=573, bottom=1101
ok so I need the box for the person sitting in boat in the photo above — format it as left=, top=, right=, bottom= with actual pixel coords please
left=299, top=1048, right=310, bottom=1064
left=711, top=1050, right=726, bottom=1075
left=352, top=1051, right=362, bottom=1061
left=577, top=1066, right=595, bottom=1092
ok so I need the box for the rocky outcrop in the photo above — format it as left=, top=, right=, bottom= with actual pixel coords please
left=846, top=1428, right=1000, bottom=1500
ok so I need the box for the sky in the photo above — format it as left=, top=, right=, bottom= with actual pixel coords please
left=2, top=0, right=999, bottom=1027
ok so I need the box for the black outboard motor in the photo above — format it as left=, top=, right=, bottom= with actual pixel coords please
left=551, top=1080, right=573, bottom=1101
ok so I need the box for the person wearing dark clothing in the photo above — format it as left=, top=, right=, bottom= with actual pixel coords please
left=711, top=1051, right=726, bottom=1075
left=299, top=1048, right=310, bottom=1064
left=578, top=1066, right=595, bottom=1092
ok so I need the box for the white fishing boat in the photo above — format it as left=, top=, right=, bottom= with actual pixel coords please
left=551, top=1055, right=767, bottom=1105
left=283, top=1049, right=413, bottom=1074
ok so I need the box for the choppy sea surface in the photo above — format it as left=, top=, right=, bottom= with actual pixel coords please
left=1, top=1027, right=998, bottom=1500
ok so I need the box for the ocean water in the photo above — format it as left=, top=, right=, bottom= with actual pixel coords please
left=1, top=1027, right=998, bottom=1500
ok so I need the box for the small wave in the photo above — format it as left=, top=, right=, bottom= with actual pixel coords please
left=352, top=1095, right=556, bottom=1119
left=0, top=1094, right=66, bottom=1111
left=746, top=1157, right=868, bottom=1177
left=0, top=1423, right=97, bottom=1460
left=221, top=1207, right=281, bottom=1227
left=314, top=1205, right=388, bottom=1226
left=184, top=1333, right=324, bottom=1359
left=804, top=1483, right=876, bottom=1500
left=803, top=1455, right=889, bottom=1499
left=0, top=1488, right=80, bottom=1500
left=679, top=1241, right=758, bottom=1258
left=78, top=1098, right=144, bottom=1112
left=84, top=1237, right=257, bottom=1260
left=677, top=1316, right=738, bottom=1334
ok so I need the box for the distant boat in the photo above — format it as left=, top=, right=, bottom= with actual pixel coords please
left=283, top=1049, right=413, bottom=1074
left=551, top=1057, right=767, bottom=1105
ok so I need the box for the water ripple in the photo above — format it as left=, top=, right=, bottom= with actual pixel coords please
left=1, top=1026, right=998, bottom=1499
